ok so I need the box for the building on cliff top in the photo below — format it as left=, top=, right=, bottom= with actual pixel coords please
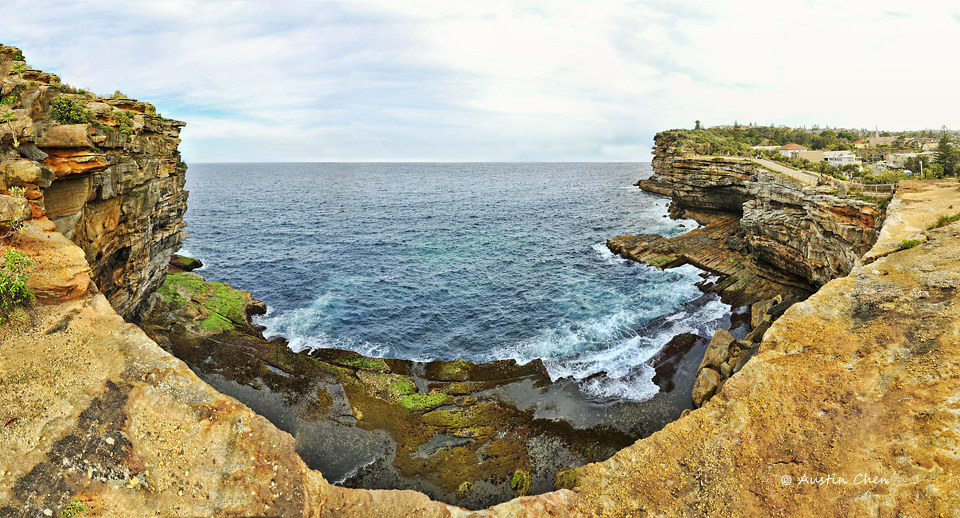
left=779, top=143, right=808, bottom=158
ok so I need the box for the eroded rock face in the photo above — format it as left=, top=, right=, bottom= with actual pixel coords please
left=557, top=218, right=960, bottom=517
left=0, top=44, right=187, bottom=322
left=629, top=132, right=882, bottom=290
left=741, top=171, right=882, bottom=286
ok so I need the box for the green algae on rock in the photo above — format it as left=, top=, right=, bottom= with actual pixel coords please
left=141, top=257, right=696, bottom=509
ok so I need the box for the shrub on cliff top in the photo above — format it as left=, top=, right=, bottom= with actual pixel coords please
left=0, top=247, right=34, bottom=325
left=51, top=96, right=91, bottom=125
left=114, top=109, right=134, bottom=134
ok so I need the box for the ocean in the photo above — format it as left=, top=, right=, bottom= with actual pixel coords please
left=181, top=162, right=730, bottom=403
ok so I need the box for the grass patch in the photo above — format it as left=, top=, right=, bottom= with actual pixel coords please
left=898, top=239, right=925, bottom=250
left=61, top=498, right=87, bottom=517
left=928, top=212, right=960, bottom=230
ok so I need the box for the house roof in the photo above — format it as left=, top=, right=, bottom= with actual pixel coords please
left=780, top=143, right=808, bottom=150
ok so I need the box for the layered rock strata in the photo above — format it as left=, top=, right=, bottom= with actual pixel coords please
left=617, top=132, right=884, bottom=302
left=0, top=44, right=187, bottom=322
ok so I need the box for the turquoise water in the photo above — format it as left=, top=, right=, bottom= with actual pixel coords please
left=182, top=162, right=729, bottom=401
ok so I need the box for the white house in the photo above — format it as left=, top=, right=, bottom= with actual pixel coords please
left=823, top=151, right=861, bottom=168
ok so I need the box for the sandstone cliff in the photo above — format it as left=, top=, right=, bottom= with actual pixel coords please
left=617, top=132, right=883, bottom=302
left=6, top=45, right=960, bottom=517
left=0, top=44, right=187, bottom=322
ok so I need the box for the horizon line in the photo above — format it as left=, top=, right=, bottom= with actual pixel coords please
left=183, top=160, right=655, bottom=164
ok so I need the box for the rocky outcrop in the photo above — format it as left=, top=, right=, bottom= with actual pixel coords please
left=607, top=213, right=812, bottom=306
left=549, top=211, right=960, bottom=516
left=742, top=171, right=882, bottom=286
left=618, top=132, right=883, bottom=300
left=1, top=44, right=187, bottom=322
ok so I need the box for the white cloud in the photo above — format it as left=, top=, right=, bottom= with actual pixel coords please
left=2, top=0, right=960, bottom=161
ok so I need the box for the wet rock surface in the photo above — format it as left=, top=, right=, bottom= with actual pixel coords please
left=142, top=257, right=721, bottom=509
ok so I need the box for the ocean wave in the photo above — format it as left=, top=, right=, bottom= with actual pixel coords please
left=494, top=292, right=730, bottom=402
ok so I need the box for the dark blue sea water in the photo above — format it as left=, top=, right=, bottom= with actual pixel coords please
left=182, top=163, right=730, bottom=401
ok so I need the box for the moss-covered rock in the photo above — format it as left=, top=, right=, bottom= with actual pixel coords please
left=510, top=469, right=531, bottom=497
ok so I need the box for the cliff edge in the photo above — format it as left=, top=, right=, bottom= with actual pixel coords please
left=0, top=44, right=186, bottom=322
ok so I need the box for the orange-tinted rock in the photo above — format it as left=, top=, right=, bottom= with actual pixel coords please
left=14, top=218, right=91, bottom=303
left=42, top=149, right=108, bottom=177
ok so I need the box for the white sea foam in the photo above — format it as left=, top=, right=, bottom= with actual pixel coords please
left=258, top=294, right=389, bottom=357
left=496, top=289, right=732, bottom=403
left=591, top=241, right=631, bottom=266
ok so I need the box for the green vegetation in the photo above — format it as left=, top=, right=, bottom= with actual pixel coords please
left=937, top=126, right=960, bottom=177
left=511, top=469, right=531, bottom=497
left=928, top=212, right=960, bottom=230
left=438, top=359, right=472, bottom=380
left=114, top=109, right=134, bottom=134
left=659, top=126, right=860, bottom=157
left=157, top=273, right=249, bottom=332
left=61, top=498, right=87, bottom=517
left=10, top=62, right=25, bottom=77
left=0, top=91, right=20, bottom=106
left=898, top=239, right=925, bottom=250
left=51, top=96, right=91, bottom=125
left=2, top=186, right=28, bottom=235
left=0, top=247, right=34, bottom=325
left=851, top=194, right=891, bottom=211
left=330, top=352, right=390, bottom=372
left=0, top=112, right=19, bottom=147
left=398, top=392, right=450, bottom=411
left=111, top=90, right=126, bottom=98
left=172, top=253, right=202, bottom=270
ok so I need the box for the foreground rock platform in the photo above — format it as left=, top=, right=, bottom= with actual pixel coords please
left=864, top=178, right=960, bottom=262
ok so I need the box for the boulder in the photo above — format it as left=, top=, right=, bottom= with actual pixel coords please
left=16, top=143, right=48, bottom=162
left=692, top=367, right=721, bottom=407
left=0, top=158, right=43, bottom=186
left=750, top=298, right=775, bottom=329
left=733, top=345, right=759, bottom=374
left=698, top=328, right=735, bottom=371
left=745, top=314, right=773, bottom=343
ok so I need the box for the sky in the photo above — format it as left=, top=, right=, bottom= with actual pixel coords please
left=3, top=1, right=960, bottom=162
